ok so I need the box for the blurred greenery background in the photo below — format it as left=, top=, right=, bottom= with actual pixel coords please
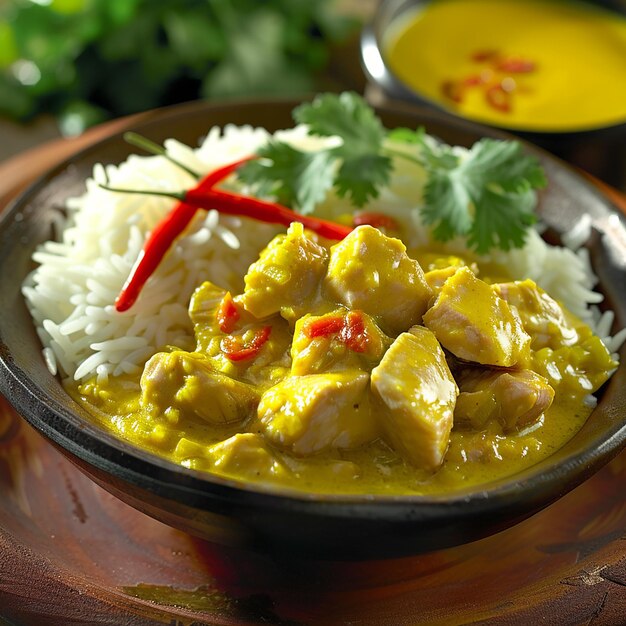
left=0, top=0, right=366, bottom=138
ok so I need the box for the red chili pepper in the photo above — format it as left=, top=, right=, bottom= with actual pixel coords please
left=352, top=212, right=399, bottom=231
left=221, top=326, right=271, bottom=362
left=185, top=188, right=352, bottom=241
left=114, top=157, right=253, bottom=312
left=463, top=73, right=488, bottom=87
left=114, top=157, right=352, bottom=312
left=216, top=291, right=240, bottom=333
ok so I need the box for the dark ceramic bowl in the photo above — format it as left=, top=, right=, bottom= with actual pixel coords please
left=360, top=0, right=626, bottom=189
left=0, top=98, right=625, bottom=560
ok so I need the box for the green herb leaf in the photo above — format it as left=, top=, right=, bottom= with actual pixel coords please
left=294, top=92, right=386, bottom=152
left=334, top=153, right=391, bottom=207
left=239, top=92, right=392, bottom=210
left=419, top=136, right=546, bottom=253
left=296, top=92, right=392, bottom=206
left=238, top=140, right=336, bottom=214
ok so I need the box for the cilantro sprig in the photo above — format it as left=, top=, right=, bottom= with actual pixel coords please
left=239, top=92, right=393, bottom=213
left=238, top=92, right=547, bottom=253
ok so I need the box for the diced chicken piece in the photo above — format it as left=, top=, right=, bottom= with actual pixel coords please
left=241, top=222, right=329, bottom=320
left=189, top=281, right=229, bottom=352
left=291, top=308, right=391, bottom=375
left=494, top=279, right=579, bottom=350
left=494, top=280, right=617, bottom=398
left=256, top=370, right=379, bottom=456
left=323, top=225, right=432, bottom=335
left=206, top=433, right=291, bottom=482
left=189, top=280, right=226, bottom=328
left=455, top=367, right=555, bottom=432
left=174, top=433, right=293, bottom=482
left=141, top=351, right=259, bottom=425
left=423, top=266, right=531, bottom=367
left=370, top=325, right=458, bottom=470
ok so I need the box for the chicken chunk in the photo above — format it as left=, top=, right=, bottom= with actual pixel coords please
left=189, top=280, right=230, bottom=353
left=205, top=433, right=291, bottom=482
left=256, top=370, right=379, bottom=456
left=370, top=325, right=458, bottom=470
left=241, top=222, right=329, bottom=320
left=455, top=367, right=555, bottom=432
left=494, top=279, right=579, bottom=350
left=141, top=351, right=259, bottom=425
left=323, top=225, right=433, bottom=335
left=291, top=308, right=390, bottom=375
left=423, top=266, right=531, bottom=367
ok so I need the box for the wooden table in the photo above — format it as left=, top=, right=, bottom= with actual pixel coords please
left=0, top=117, right=625, bottom=626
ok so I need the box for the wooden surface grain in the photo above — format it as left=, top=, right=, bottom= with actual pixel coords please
left=0, top=117, right=625, bottom=626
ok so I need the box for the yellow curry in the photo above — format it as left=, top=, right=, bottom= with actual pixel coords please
left=384, top=0, right=626, bottom=132
left=70, top=224, right=616, bottom=495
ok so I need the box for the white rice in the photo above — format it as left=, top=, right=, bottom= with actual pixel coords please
left=22, top=125, right=624, bottom=384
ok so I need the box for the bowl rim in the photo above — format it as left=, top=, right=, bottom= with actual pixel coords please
left=0, top=95, right=625, bottom=522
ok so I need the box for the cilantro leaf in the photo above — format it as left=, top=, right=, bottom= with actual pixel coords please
left=240, top=92, right=392, bottom=209
left=418, top=136, right=546, bottom=253
left=422, top=169, right=473, bottom=241
left=468, top=187, right=537, bottom=253
left=294, top=91, right=392, bottom=206
left=238, top=140, right=335, bottom=214
left=386, top=126, right=425, bottom=144
left=335, top=153, right=392, bottom=206
left=460, top=138, right=547, bottom=195
left=294, top=91, right=386, bottom=152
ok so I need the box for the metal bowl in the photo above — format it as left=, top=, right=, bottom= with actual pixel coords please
left=360, top=0, right=626, bottom=189
left=0, top=98, right=625, bottom=560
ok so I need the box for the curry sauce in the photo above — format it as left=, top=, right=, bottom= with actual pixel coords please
left=69, top=224, right=616, bottom=495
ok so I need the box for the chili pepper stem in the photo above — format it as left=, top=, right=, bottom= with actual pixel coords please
left=123, top=132, right=201, bottom=180
left=98, top=183, right=187, bottom=201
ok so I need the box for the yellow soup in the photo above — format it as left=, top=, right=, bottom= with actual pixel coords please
left=384, top=0, right=626, bottom=132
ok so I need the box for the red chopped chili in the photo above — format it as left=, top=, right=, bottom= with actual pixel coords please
left=340, top=311, right=368, bottom=353
left=441, top=49, right=536, bottom=113
left=463, top=73, right=488, bottom=87
left=485, top=83, right=513, bottom=113
left=471, top=49, right=500, bottom=62
left=496, top=57, right=536, bottom=73
left=221, top=326, right=272, bottom=362
left=304, top=315, right=345, bottom=338
left=303, top=311, right=368, bottom=353
left=216, top=291, right=240, bottom=334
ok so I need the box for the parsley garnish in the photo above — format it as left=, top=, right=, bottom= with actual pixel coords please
left=238, top=92, right=547, bottom=253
